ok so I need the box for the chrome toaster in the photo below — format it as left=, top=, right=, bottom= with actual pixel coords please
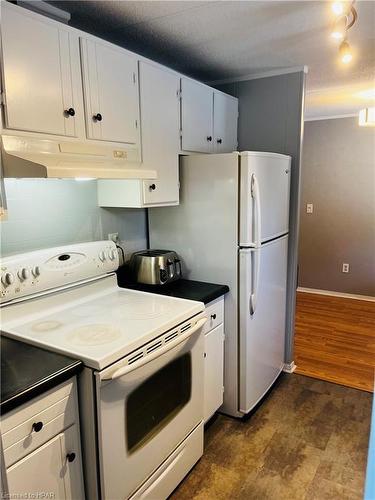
left=129, top=250, right=182, bottom=285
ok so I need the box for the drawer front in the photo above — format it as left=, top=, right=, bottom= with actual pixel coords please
left=1, top=379, right=74, bottom=434
left=202, top=297, right=224, bottom=335
left=2, top=395, right=74, bottom=450
left=4, top=413, right=75, bottom=468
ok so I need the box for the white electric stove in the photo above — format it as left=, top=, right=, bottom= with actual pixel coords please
left=1, top=241, right=207, bottom=500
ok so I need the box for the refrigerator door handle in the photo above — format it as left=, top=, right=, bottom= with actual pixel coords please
left=251, top=174, right=262, bottom=247
left=250, top=250, right=260, bottom=315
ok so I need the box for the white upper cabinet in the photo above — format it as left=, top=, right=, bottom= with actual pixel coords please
left=213, top=92, right=238, bottom=153
left=97, top=62, right=180, bottom=207
left=181, top=78, right=214, bottom=153
left=80, top=38, right=140, bottom=145
left=1, top=4, right=82, bottom=137
left=140, top=62, right=180, bottom=205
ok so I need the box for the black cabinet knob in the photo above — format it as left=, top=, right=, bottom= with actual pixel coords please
left=217, top=138, right=222, bottom=144
left=66, top=452, right=76, bottom=463
left=64, top=107, right=75, bottom=117
left=93, top=113, right=102, bottom=122
left=32, top=421, right=43, bottom=432
left=211, top=313, right=217, bottom=320
left=149, top=183, right=156, bottom=191
left=207, top=136, right=212, bottom=142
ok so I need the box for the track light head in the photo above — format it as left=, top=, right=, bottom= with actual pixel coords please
left=339, top=39, right=353, bottom=64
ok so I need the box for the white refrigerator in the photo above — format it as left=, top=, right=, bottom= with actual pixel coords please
left=149, top=151, right=291, bottom=417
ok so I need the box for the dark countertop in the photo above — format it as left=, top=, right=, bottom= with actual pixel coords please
left=117, top=271, right=229, bottom=305
left=1, top=335, right=82, bottom=415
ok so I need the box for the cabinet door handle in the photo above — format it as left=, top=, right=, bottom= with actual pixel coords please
left=32, top=421, right=43, bottom=433
left=207, top=136, right=212, bottom=142
left=64, top=107, right=75, bottom=117
left=217, top=138, right=222, bottom=144
left=66, top=452, right=76, bottom=463
left=93, top=113, right=102, bottom=122
left=210, top=313, right=217, bottom=320
left=149, top=183, right=156, bottom=191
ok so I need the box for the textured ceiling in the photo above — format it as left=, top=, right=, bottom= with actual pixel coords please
left=47, top=0, right=375, bottom=118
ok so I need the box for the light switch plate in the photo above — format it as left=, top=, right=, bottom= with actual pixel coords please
left=306, top=203, right=313, bottom=214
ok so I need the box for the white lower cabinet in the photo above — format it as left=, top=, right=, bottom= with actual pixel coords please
left=203, top=298, right=225, bottom=423
left=7, top=425, right=82, bottom=499
left=2, top=378, right=84, bottom=500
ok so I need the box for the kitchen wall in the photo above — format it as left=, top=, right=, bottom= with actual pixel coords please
left=217, top=70, right=306, bottom=365
left=299, top=117, right=375, bottom=296
left=0, top=179, right=147, bottom=257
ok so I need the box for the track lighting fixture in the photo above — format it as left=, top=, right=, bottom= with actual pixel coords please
left=339, top=39, right=353, bottom=64
left=330, top=1, right=357, bottom=64
left=331, top=15, right=347, bottom=40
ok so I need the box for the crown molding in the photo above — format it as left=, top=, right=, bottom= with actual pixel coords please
left=207, top=65, right=308, bottom=86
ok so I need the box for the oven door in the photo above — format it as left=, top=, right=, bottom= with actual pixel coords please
left=95, top=315, right=206, bottom=500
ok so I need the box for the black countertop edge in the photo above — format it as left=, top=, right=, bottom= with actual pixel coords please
left=1, top=360, right=82, bottom=415
left=1, top=334, right=83, bottom=415
left=117, top=273, right=229, bottom=305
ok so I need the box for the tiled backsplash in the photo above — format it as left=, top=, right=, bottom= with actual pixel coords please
left=0, top=179, right=147, bottom=257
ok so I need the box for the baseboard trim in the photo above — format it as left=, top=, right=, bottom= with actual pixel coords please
left=283, top=361, right=297, bottom=373
left=297, top=287, right=375, bottom=302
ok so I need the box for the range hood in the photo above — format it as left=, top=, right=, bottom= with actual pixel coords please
left=1, top=135, right=157, bottom=179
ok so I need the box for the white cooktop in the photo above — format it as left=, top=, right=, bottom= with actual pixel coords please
left=1, top=275, right=204, bottom=370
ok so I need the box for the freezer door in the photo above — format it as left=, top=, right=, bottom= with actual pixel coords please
left=239, top=235, right=288, bottom=414
left=239, top=152, right=291, bottom=246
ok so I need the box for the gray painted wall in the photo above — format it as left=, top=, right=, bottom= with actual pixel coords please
left=299, top=117, right=375, bottom=296
left=217, top=71, right=306, bottom=365
left=0, top=179, right=147, bottom=258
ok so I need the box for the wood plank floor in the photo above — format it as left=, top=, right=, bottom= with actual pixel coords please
left=171, top=374, right=372, bottom=500
left=294, top=291, right=375, bottom=392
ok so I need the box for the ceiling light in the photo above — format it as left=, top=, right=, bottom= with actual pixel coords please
left=339, top=40, right=353, bottom=63
left=332, top=2, right=345, bottom=16
left=359, top=107, right=375, bottom=127
left=331, top=15, right=347, bottom=40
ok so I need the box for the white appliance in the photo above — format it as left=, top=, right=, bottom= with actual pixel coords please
left=149, top=151, right=291, bottom=417
left=0, top=241, right=207, bottom=499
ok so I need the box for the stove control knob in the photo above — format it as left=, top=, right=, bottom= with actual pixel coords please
left=109, top=249, right=117, bottom=261
left=1, top=272, right=15, bottom=287
left=99, top=251, right=106, bottom=262
left=32, top=266, right=41, bottom=278
left=18, top=267, right=30, bottom=281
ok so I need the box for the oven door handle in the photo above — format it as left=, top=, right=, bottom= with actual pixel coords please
left=101, top=317, right=207, bottom=381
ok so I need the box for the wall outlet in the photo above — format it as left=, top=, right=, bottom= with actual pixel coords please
left=342, top=263, right=350, bottom=273
left=306, top=203, right=314, bottom=214
left=108, top=232, right=119, bottom=244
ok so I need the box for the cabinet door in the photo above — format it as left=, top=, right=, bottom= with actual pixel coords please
left=204, top=324, right=225, bottom=423
left=80, top=38, right=139, bottom=144
left=140, top=62, right=180, bottom=205
left=7, top=426, right=84, bottom=500
left=213, top=92, right=238, bottom=153
left=181, top=78, right=213, bottom=153
left=1, top=4, right=80, bottom=137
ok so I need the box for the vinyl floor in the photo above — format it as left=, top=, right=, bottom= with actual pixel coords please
left=170, top=374, right=372, bottom=500
left=294, top=291, right=375, bottom=392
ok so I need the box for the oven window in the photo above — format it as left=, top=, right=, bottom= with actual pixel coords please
left=126, top=353, right=192, bottom=454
